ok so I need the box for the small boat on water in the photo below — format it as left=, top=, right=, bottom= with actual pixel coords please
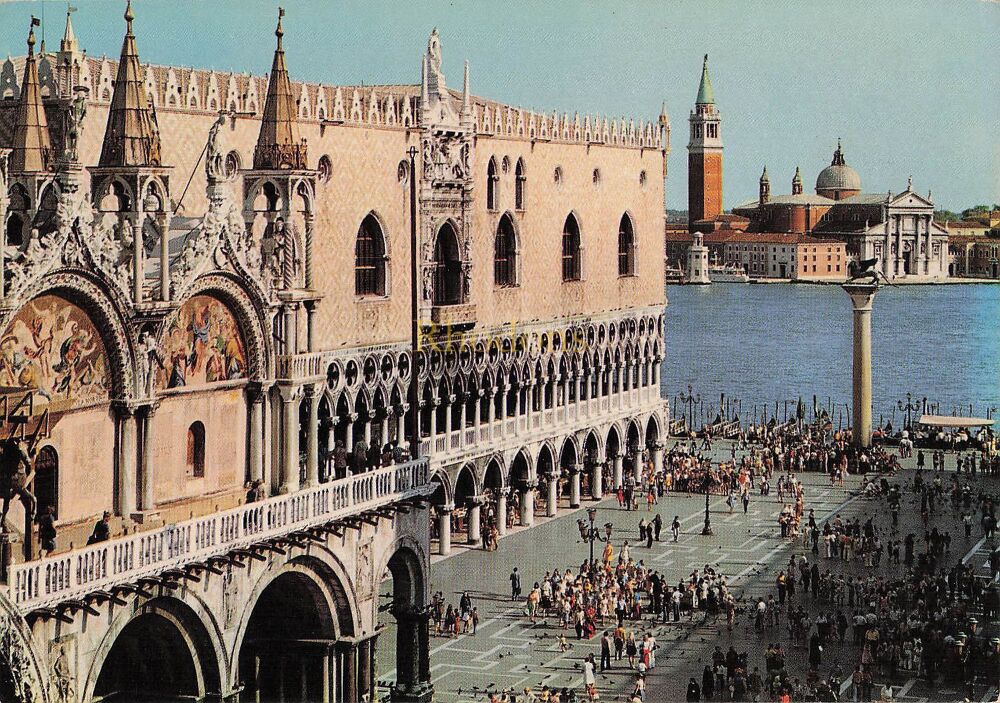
left=708, top=263, right=750, bottom=283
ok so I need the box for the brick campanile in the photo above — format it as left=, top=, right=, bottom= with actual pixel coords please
left=687, top=54, right=723, bottom=230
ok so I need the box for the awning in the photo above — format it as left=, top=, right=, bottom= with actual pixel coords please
left=917, top=414, right=995, bottom=428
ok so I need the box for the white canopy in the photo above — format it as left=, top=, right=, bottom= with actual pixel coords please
left=917, top=414, right=994, bottom=428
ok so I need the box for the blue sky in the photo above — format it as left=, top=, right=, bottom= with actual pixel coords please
left=2, top=0, right=997, bottom=211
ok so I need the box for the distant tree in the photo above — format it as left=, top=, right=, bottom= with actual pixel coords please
left=961, top=204, right=999, bottom=220
left=934, top=209, right=961, bottom=222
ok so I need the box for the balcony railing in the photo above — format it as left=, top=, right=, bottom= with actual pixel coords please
left=7, top=460, right=430, bottom=612
left=275, top=351, right=327, bottom=382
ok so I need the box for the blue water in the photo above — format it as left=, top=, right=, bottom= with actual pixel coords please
left=661, top=283, right=1000, bottom=428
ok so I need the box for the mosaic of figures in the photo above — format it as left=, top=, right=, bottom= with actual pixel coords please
left=156, top=295, right=247, bottom=390
left=0, top=295, right=109, bottom=411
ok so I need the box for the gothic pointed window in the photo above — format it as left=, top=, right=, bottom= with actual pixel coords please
left=433, top=222, right=462, bottom=305
left=618, top=213, right=636, bottom=276
left=562, top=214, right=582, bottom=282
left=494, top=213, right=518, bottom=287
left=514, top=158, right=526, bottom=210
left=486, top=157, right=499, bottom=211
left=355, top=213, right=387, bottom=297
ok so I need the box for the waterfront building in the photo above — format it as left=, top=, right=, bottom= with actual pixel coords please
left=0, top=6, right=669, bottom=702
left=711, top=231, right=846, bottom=281
left=734, top=145, right=949, bottom=281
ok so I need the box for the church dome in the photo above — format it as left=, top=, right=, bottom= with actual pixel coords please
left=815, top=140, right=860, bottom=196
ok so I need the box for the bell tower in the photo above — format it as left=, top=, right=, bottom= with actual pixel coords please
left=687, top=54, right=722, bottom=230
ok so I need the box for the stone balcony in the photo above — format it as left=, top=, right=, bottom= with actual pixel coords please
left=5, top=459, right=431, bottom=614
left=429, top=302, right=477, bottom=329
left=275, top=351, right=327, bottom=383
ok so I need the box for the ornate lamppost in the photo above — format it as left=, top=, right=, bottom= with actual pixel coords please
left=577, top=507, right=613, bottom=566
left=679, top=384, right=701, bottom=433
left=897, top=393, right=925, bottom=430
left=701, top=470, right=715, bottom=536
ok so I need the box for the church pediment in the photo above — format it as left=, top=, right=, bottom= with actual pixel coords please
left=889, top=190, right=933, bottom=209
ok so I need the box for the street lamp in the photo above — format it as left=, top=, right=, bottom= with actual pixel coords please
left=577, top=507, right=612, bottom=566
left=897, top=392, right=925, bottom=430
left=678, top=384, right=701, bottom=433
left=700, top=470, right=715, bottom=536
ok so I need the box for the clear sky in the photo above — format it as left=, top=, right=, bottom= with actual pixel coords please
left=1, top=0, right=997, bottom=211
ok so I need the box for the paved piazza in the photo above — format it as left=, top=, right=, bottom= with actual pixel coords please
left=376, top=443, right=999, bottom=702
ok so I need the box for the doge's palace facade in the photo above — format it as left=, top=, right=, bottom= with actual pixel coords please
left=0, top=5, right=669, bottom=702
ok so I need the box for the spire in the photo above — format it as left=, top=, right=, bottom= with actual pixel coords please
left=10, top=17, right=53, bottom=173
left=61, top=4, right=78, bottom=54
left=254, top=7, right=305, bottom=170
left=831, top=138, right=845, bottom=166
left=759, top=165, right=770, bottom=205
left=461, top=60, right=471, bottom=111
left=792, top=166, right=803, bottom=195
left=696, top=54, right=714, bottom=105
left=98, top=0, right=162, bottom=167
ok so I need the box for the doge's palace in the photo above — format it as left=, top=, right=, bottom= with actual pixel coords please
left=0, top=5, right=670, bottom=701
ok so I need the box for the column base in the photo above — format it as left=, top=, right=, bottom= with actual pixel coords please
left=391, top=683, right=434, bottom=703
left=701, top=524, right=714, bottom=536
left=129, top=510, right=163, bottom=526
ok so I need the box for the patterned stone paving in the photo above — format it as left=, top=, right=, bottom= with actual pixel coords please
left=377, top=444, right=999, bottom=702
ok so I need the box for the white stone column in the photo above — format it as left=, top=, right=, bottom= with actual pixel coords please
left=591, top=461, right=603, bottom=500
left=613, top=455, right=624, bottom=490
left=843, top=283, right=877, bottom=448
left=521, top=483, right=536, bottom=527
left=496, top=492, right=508, bottom=537
left=652, top=446, right=664, bottom=476
left=137, top=404, right=156, bottom=513
left=115, top=403, right=137, bottom=518
left=467, top=499, right=481, bottom=546
left=132, top=217, right=144, bottom=304
left=546, top=474, right=559, bottom=517
left=279, top=385, right=301, bottom=493
left=632, top=451, right=642, bottom=484
left=158, top=211, right=171, bottom=302
left=499, top=384, right=508, bottom=424
left=428, top=402, right=437, bottom=440
left=569, top=466, right=581, bottom=508
left=305, top=386, right=320, bottom=487
left=438, top=505, right=453, bottom=555
left=345, top=413, right=356, bottom=453
left=263, top=385, right=275, bottom=492
left=248, top=385, right=264, bottom=483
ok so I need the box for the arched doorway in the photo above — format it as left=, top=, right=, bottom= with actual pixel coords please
left=606, top=425, right=622, bottom=489
left=483, top=457, right=506, bottom=535
left=433, top=223, right=462, bottom=305
left=94, top=600, right=222, bottom=702
left=238, top=570, right=345, bottom=703
left=537, top=444, right=557, bottom=516
left=377, top=547, right=431, bottom=701
left=584, top=431, right=603, bottom=500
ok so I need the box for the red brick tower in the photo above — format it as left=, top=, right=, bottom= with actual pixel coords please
left=688, top=54, right=723, bottom=230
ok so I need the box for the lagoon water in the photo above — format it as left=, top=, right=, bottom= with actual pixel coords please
left=661, top=283, right=1000, bottom=428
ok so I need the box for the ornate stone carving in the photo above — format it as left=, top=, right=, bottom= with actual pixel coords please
left=3, top=177, right=131, bottom=306
left=170, top=181, right=267, bottom=303
left=420, top=133, right=471, bottom=184
left=48, top=645, right=73, bottom=703
left=205, top=114, right=228, bottom=184
left=0, top=613, right=46, bottom=703
left=62, top=87, right=89, bottom=165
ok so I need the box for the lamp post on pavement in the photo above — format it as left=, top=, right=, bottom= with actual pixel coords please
left=701, top=471, right=714, bottom=536
left=679, top=384, right=701, bottom=433
left=897, top=392, right=925, bottom=430
left=578, top=507, right=612, bottom=566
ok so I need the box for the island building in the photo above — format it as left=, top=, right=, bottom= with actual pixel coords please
left=733, top=144, right=949, bottom=281
left=0, top=6, right=670, bottom=702
left=945, top=213, right=1000, bottom=279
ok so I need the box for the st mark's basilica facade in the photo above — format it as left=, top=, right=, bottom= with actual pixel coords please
left=0, top=5, right=669, bottom=702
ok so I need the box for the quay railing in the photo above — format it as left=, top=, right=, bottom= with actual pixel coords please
left=6, top=459, right=430, bottom=612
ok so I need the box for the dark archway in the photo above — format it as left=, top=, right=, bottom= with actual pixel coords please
left=238, top=570, right=340, bottom=703
left=33, top=445, right=58, bottom=519
left=379, top=546, right=431, bottom=700
left=433, top=223, right=462, bottom=305
left=94, top=600, right=222, bottom=702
